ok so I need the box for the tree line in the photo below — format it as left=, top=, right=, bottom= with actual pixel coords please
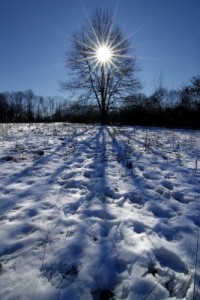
left=0, top=75, right=199, bottom=128
left=0, top=89, right=66, bottom=122
left=119, top=75, right=200, bottom=129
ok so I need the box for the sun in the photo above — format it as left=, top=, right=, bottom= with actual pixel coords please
left=96, top=45, right=113, bottom=64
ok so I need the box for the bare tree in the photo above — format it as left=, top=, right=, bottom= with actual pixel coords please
left=0, top=93, right=9, bottom=122
left=151, top=69, right=168, bottom=110
left=61, top=8, right=141, bottom=124
left=24, top=89, right=35, bottom=121
left=11, top=91, right=25, bottom=121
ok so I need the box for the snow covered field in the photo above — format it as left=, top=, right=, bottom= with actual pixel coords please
left=0, top=123, right=199, bottom=300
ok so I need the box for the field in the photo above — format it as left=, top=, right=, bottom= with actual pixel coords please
left=0, top=123, right=199, bottom=300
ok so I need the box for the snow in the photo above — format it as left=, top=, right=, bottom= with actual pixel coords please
left=0, top=122, right=199, bottom=300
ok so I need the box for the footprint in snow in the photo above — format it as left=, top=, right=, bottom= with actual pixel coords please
left=3, top=189, right=12, bottom=195
left=104, top=187, right=121, bottom=199
left=143, top=172, right=158, bottom=180
left=0, top=241, right=24, bottom=257
left=63, top=201, right=81, bottom=215
left=0, top=215, right=7, bottom=222
left=153, top=247, right=188, bottom=273
left=149, top=204, right=174, bottom=219
left=172, top=191, right=187, bottom=203
left=83, top=170, right=93, bottom=178
left=24, top=208, right=38, bottom=217
left=12, top=205, right=23, bottom=211
left=41, top=202, right=54, bottom=209
left=63, top=179, right=88, bottom=190
left=137, top=165, right=144, bottom=171
left=16, top=224, right=37, bottom=240
left=75, top=157, right=84, bottom=163
left=155, top=187, right=165, bottom=195
left=61, top=171, right=76, bottom=181
left=73, top=163, right=82, bottom=169
left=161, top=180, right=173, bottom=190
left=8, top=212, right=21, bottom=222
left=154, top=223, right=182, bottom=242
left=26, top=180, right=35, bottom=185
left=84, top=208, right=115, bottom=220
left=87, top=162, right=96, bottom=169
left=133, top=220, right=149, bottom=234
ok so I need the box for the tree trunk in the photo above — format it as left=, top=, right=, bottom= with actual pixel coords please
left=101, top=108, right=107, bottom=124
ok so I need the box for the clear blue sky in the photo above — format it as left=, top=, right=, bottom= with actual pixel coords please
left=0, top=0, right=199, bottom=98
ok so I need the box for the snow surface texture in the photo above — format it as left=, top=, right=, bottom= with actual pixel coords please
left=0, top=123, right=199, bottom=300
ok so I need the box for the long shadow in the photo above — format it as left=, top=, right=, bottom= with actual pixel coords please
left=106, top=126, right=162, bottom=204
left=1, top=124, right=93, bottom=186
left=0, top=125, right=94, bottom=215
left=55, top=125, right=162, bottom=298
left=43, top=125, right=124, bottom=299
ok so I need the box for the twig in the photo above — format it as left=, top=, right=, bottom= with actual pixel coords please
left=143, top=269, right=169, bottom=300
left=193, top=221, right=200, bottom=300
left=40, top=230, right=51, bottom=272
left=192, top=158, right=198, bottom=176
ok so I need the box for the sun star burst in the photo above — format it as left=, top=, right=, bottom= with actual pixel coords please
left=96, top=45, right=113, bottom=64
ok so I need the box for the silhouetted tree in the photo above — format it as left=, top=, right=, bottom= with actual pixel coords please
left=11, top=91, right=25, bottom=121
left=190, top=75, right=200, bottom=110
left=61, top=8, right=140, bottom=124
left=0, top=93, right=9, bottom=121
left=25, top=89, right=35, bottom=121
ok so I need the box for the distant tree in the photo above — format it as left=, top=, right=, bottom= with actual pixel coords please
left=165, top=89, right=180, bottom=108
left=0, top=93, right=9, bottom=122
left=36, top=96, right=44, bottom=121
left=191, top=75, right=200, bottom=92
left=123, top=93, right=147, bottom=110
left=11, top=91, right=25, bottom=121
left=179, top=76, right=200, bottom=110
left=61, top=8, right=141, bottom=124
left=190, top=75, right=200, bottom=110
left=150, top=69, right=168, bottom=110
left=147, top=87, right=167, bottom=112
left=24, top=89, right=35, bottom=121
left=179, top=86, right=192, bottom=110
